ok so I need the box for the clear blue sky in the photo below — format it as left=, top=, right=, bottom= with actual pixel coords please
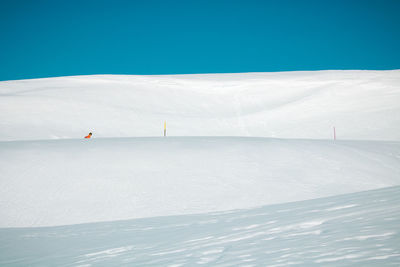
left=1, top=0, right=399, bottom=81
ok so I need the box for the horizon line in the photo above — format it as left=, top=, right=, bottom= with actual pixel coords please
left=1, top=68, right=400, bottom=82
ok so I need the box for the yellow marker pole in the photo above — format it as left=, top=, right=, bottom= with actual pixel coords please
left=164, top=121, right=166, bottom=137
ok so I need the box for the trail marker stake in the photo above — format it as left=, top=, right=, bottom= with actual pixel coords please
left=333, top=126, right=336, bottom=140
left=164, top=121, right=167, bottom=137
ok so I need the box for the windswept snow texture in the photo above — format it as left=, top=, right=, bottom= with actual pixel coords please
left=0, top=70, right=400, bottom=141
left=1, top=137, right=400, bottom=227
left=1, top=186, right=399, bottom=266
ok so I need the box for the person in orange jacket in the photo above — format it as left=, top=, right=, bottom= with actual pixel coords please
left=84, top=132, right=92, bottom=139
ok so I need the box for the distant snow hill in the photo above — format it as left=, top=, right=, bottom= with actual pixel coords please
left=0, top=70, right=399, bottom=141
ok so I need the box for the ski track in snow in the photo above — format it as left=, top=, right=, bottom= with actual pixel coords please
left=1, top=186, right=399, bottom=266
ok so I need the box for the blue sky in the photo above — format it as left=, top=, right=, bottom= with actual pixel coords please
left=0, top=0, right=399, bottom=81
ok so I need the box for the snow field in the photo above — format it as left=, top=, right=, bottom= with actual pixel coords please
left=1, top=185, right=399, bottom=266
left=1, top=70, right=400, bottom=142
left=1, top=137, right=399, bottom=227
left=1, top=70, right=400, bottom=265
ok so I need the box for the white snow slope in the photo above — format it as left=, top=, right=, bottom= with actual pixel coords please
left=1, top=137, right=400, bottom=228
left=1, top=70, right=400, bottom=141
left=1, top=186, right=400, bottom=266
left=1, top=70, right=400, bottom=265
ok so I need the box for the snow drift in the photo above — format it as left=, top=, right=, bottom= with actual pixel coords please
left=1, top=186, right=399, bottom=266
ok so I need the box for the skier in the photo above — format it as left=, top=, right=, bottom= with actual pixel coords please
left=84, top=132, right=92, bottom=139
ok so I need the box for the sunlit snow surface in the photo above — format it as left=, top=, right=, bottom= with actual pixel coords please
left=1, top=70, right=400, bottom=141
left=1, top=186, right=399, bottom=266
left=1, top=71, right=400, bottom=266
left=1, top=137, right=400, bottom=227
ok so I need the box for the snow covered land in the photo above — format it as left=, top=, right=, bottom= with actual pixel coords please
left=1, top=70, right=400, bottom=266
left=1, top=186, right=400, bottom=266
left=1, top=70, right=400, bottom=141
